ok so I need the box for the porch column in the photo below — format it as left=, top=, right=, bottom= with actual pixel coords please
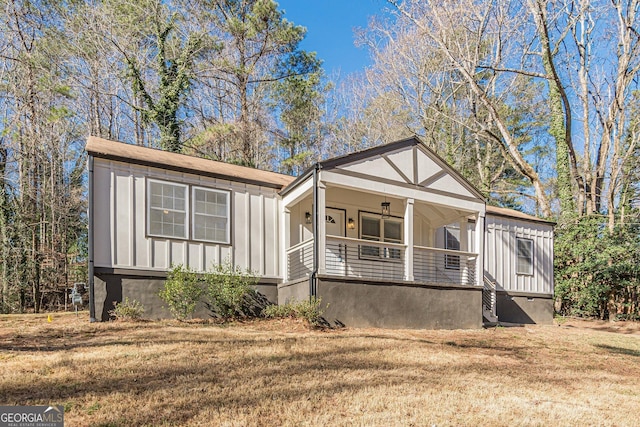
left=404, top=198, right=414, bottom=281
left=281, top=206, right=290, bottom=282
left=475, top=213, right=485, bottom=288
left=459, top=217, right=469, bottom=285
left=317, top=181, right=327, bottom=274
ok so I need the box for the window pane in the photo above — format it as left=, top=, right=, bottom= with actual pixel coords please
left=445, top=227, right=460, bottom=250
left=361, top=216, right=380, bottom=239
left=192, top=188, right=229, bottom=243
left=517, top=238, right=533, bottom=274
left=148, top=181, right=187, bottom=238
left=384, top=220, right=402, bottom=241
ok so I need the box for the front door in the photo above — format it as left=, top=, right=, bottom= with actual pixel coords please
left=325, top=208, right=345, bottom=275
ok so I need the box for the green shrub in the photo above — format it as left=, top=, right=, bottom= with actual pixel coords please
left=109, top=297, right=145, bottom=321
left=264, top=297, right=325, bottom=327
left=159, top=265, right=203, bottom=321
left=204, top=261, right=258, bottom=320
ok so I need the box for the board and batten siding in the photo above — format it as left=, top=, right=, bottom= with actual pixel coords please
left=93, top=158, right=282, bottom=278
left=484, top=214, right=554, bottom=295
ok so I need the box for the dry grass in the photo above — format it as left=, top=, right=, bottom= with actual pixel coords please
left=1, top=313, right=639, bottom=426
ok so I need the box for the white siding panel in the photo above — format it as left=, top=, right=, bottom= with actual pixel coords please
left=188, top=243, right=203, bottom=271
left=339, top=157, right=406, bottom=182
left=416, top=151, right=443, bottom=184
left=233, top=190, right=249, bottom=269
left=114, top=171, right=132, bottom=267
left=250, top=193, right=263, bottom=274
left=134, top=175, right=148, bottom=268
left=264, top=196, right=278, bottom=276
left=427, top=174, right=475, bottom=198
left=385, top=149, right=414, bottom=182
left=204, top=245, right=219, bottom=270
left=93, top=163, right=112, bottom=267
left=170, top=240, right=186, bottom=266
left=484, top=215, right=554, bottom=295
left=152, top=239, right=168, bottom=269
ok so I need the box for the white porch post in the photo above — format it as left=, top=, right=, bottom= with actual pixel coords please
left=404, top=198, right=414, bottom=281
left=475, top=213, right=485, bottom=288
left=459, top=217, right=469, bottom=285
left=281, top=206, right=290, bottom=283
left=317, top=181, right=326, bottom=274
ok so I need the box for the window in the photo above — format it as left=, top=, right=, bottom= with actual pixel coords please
left=192, top=187, right=229, bottom=243
left=148, top=180, right=188, bottom=239
left=147, top=179, right=230, bottom=243
left=444, top=226, right=460, bottom=270
left=360, top=213, right=403, bottom=260
left=516, top=238, right=533, bottom=275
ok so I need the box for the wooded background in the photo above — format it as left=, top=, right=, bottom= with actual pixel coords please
left=0, top=0, right=638, bottom=319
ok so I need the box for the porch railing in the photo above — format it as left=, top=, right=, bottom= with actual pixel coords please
left=287, top=238, right=314, bottom=281
left=326, top=236, right=406, bottom=281
left=413, top=246, right=477, bottom=286
left=286, top=236, right=478, bottom=287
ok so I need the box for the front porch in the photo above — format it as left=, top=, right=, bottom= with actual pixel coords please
left=278, top=139, right=490, bottom=329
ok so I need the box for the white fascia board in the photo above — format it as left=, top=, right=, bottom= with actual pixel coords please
left=321, top=170, right=485, bottom=215
left=281, top=176, right=313, bottom=207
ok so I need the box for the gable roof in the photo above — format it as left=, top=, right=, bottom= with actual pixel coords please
left=282, top=137, right=485, bottom=201
left=86, top=136, right=295, bottom=190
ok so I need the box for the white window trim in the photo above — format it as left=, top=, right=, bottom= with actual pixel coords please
left=191, top=185, right=231, bottom=244
left=147, top=179, right=189, bottom=240
left=516, top=237, right=534, bottom=276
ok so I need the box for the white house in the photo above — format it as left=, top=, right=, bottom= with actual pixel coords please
left=87, top=136, right=554, bottom=328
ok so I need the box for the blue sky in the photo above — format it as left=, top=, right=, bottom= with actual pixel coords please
left=276, top=0, right=389, bottom=77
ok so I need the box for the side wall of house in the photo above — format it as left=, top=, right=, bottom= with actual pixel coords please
left=484, top=214, right=554, bottom=324
left=93, top=158, right=282, bottom=276
left=92, top=157, right=282, bottom=320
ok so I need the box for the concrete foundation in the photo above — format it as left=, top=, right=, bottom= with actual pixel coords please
left=317, top=276, right=483, bottom=329
left=496, top=291, right=554, bottom=325
left=94, top=270, right=278, bottom=321
left=277, top=278, right=310, bottom=305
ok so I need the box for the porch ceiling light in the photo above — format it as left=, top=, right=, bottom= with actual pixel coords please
left=305, top=211, right=312, bottom=224
left=347, top=218, right=355, bottom=229
left=381, top=201, right=391, bottom=218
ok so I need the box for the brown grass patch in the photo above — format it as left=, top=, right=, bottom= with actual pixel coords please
left=1, top=312, right=639, bottom=426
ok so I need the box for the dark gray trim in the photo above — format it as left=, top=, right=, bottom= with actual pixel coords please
left=412, top=146, right=418, bottom=185
left=326, top=206, right=347, bottom=237
left=496, top=289, right=553, bottom=299
left=382, top=154, right=412, bottom=184
left=317, top=274, right=483, bottom=291
left=335, top=169, right=485, bottom=203
left=319, top=138, right=419, bottom=170
left=279, top=165, right=315, bottom=196
left=93, top=266, right=280, bottom=285
left=418, top=170, right=448, bottom=188
left=89, top=151, right=286, bottom=190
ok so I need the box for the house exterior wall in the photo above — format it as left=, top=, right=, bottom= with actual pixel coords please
left=317, top=277, right=482, bottom=329
left=484, top=214, right=554, bottom=295
left=93, top=157, right=282, bottom=277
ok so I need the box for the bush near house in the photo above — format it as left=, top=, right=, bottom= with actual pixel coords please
left=108, top=297, right=145, bottom=321
left=159, top=262, right=260, bottom=321
left=263, top=297, right=325, bottom=327
left=158, top=265, right=204, bottom=321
